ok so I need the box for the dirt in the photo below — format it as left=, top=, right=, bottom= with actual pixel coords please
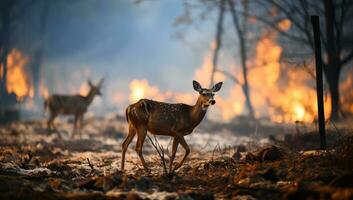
left=0, top=117, right=352, bottom=200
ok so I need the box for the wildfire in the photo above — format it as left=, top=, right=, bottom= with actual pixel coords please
left=0, top=49, right=31, bottom=100
left=126, top=30, right=335, bottom=123
left=248, top=31, right=332, bottom=122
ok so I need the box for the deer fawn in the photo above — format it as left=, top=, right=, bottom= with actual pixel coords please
left=44, top=79, right=103, bottom=135
left=121, top=80, right=222, bottom=172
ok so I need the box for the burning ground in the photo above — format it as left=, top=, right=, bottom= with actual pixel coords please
left=1, top=116, right=353, bottom=200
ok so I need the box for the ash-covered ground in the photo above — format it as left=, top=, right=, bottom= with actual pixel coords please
left=1, top=115, right=353, bottom=200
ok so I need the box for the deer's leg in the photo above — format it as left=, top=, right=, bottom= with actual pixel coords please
left=47, top=112, right=58, bottom=130
left=169, top=137, right=179, bottom=172
left=79, top=114, right=84, bottom=129
left=73, top=113, right=79, bottom=136
left=121, top=124, right=136, bottom=171
left=47, top=114, right=52, bottom=130
left=174, top=136, right=190, bottom=170
left=78, top=114, right=84, bottom=137
left=135, top=126, right=149, bottom=172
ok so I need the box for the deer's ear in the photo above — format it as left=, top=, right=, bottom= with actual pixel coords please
left=97, top=78, right=104, bottom=88
left=193, top=80, right=202, bottom=92
left=88, top=80, right=93, bottom=87
left=211, top=82, right=223, bottom=92
left=97, top=88, right=103, bottom=96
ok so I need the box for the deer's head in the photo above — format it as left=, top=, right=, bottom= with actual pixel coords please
left=87, top=78, right=104, bottom=96
left=193, top=80, right=223, bottom=110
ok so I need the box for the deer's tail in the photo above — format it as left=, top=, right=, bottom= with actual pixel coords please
left=43, top=98, right=49, bottom=114
left=125, top=105, right=131, bottom=122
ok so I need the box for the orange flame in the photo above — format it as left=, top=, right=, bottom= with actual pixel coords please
left=277, top=19, right=291, bottom=32
left=249, top=32, right=331, bottom=122
left=129, top=79, right=195, bottom=106
left=129, top=79, right=163, bottom=103
left=0, top=49, right=31, bottom=100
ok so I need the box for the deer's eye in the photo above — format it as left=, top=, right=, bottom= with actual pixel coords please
left=201, top=91, right=213, bottom=97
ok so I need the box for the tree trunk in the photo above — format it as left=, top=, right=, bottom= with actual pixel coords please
left=228, top=0, right=255, bottom=118
left=324, top=0, right=341, bottom=120
left=325, top=67, right=341, bottom=120
left=0, top=52, right=8, bottom=98
left=239, top=34, right=255, bottom=118
left=209, top=0, right=225, bottom=87
left=31, top=1, right=49, bottom=102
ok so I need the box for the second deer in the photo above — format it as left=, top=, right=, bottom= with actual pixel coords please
left=44, top=78, right=103, bottom=136
left=121, top=80, right=222, bottom=172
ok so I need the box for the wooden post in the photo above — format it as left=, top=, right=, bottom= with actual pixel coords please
left=311, top=16, right=326, bottom=150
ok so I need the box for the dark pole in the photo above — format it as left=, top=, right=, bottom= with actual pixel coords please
left=311, top=16, right=326, bottom=150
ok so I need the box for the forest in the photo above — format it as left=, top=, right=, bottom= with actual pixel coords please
left=1, top=0, right=353, bottom=199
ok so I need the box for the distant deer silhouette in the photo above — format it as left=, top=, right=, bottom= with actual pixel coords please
left=44, top=79, right=103, bottom=135
left=121, top=80, right=223, bottom=172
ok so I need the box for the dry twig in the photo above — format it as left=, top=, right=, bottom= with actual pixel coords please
left=86, top=158, right=95, bottom=174
left=147, top=135, right=168, bottom=174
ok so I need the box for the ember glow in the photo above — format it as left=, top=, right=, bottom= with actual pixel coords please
left=0, top=49, right=32, bottom=100
left=277, top=19, right=291, bottom=32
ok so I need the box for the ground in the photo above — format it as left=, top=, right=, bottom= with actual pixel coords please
left=0, top=115, right=353, bottom=200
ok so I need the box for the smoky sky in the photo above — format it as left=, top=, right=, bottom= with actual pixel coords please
left=35, top=0, right=214, bottom=99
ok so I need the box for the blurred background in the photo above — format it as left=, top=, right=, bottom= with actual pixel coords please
left=1, top=0, right=353, bottom=125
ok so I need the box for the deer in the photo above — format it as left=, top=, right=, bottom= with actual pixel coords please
left=44, top=78, right=103, bottom=136
left=121, top=80, right=223, bottom=173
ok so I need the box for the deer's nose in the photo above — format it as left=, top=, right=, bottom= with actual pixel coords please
left=210, top=99, right=216, bottom=105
